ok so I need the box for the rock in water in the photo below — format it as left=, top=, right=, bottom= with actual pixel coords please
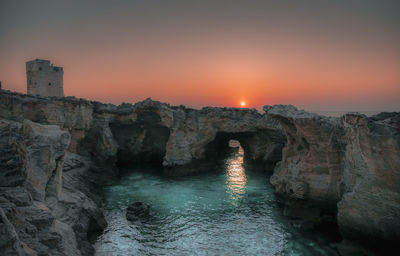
left=126, top=202, right=150, bottom=221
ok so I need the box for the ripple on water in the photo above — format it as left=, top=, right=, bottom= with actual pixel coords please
left=95, top=153, right=335, bottom=256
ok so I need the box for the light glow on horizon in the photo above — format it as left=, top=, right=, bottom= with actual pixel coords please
left=0, top=1, right=399, bottom=111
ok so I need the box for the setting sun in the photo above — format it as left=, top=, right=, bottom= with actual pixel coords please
left=240, top=101, right=246, bottom=107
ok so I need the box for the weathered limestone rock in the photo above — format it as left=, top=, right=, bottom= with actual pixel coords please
left=23, top=120, right=70, bottom=201
left=338, top=113, right=400, bottom=246
left=176, top=107, right=277, bottom=161
left=162, top=106, right=284, bottom=175
left=0, top=187, right=32, bottom=207
left=0, top=91, right=285, bottom=174
left=0, top=120, right=25, bottom=187
left=88, top=96, right=285, bottom=175
left=80, top=119, right=118, bottom=165
left=266, top=105, right=400, bottom=252
left=0, top=90, right=93, bottom=153
left=50, top=184, right=106, bottom=255
left=0, top=118, right=106, bottom=256
left=0, top=207, right=36, bottom=256
left=265, top=105, right=343, bottom=220
left=1, top=119, right=71, bottom=202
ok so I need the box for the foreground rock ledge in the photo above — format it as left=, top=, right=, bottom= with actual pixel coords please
left=0, top=118, right=106, bottom=256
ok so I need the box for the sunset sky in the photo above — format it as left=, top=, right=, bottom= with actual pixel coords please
left=0, top=0, right=399, bottom=111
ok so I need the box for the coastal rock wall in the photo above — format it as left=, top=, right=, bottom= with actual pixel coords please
left=265, top=105, right=400, bottom=252
left=0, top=91, right=285, bottom=174
left=88, top=97, right=285, bottom=172
left=338, top=113, right=400, bottom=245
left=265, top=105, right=343, bottom=221
left=0, top=91, right=93, bottom=153
left=0, top=118, right=105, bottom=256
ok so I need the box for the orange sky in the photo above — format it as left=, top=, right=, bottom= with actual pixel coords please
left=1, top=0, right=399, bottom=111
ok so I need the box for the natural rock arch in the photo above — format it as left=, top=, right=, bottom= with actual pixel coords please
left=202, top=130, right=285, bottom=172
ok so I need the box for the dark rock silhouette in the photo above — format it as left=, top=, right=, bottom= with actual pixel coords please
left=126, top=202, right=150, bottom=222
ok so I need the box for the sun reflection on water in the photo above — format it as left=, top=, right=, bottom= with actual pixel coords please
left=225, top=141, right=246, bottom=205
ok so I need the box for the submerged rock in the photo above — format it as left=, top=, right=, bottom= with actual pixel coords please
left=126, top=202, right=150, bottom=221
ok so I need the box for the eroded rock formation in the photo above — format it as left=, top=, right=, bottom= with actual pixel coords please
left=338, top=113, right=400, bottom=247
left=264, top=105, right=400, bottom=253
left=265, top=105, right=343, bottom=224
left=0, top=91, right=285, bottom=174
left=1, top=90, right=399, bottom=255
left=0, top=118, right=105, bottom=255
left=0, top=91, right=92, bottom=153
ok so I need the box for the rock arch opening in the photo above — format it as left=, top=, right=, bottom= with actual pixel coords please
left=109, top=110, right=171, bottom=167
left=204, top=130, right=286, bottom=173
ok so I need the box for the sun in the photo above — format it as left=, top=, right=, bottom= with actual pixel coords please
left=240, top=101, right=246, bottom=107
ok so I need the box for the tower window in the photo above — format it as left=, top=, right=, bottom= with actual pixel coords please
left=48, top=82, right=52, bottom=86
left=38, top=67, right=42, bottom=71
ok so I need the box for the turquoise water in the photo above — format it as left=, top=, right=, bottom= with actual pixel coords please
left=94, top=150, right=335, bottom=256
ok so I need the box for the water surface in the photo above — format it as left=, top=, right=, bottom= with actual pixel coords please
left=95, top=149, right=335, bottom=255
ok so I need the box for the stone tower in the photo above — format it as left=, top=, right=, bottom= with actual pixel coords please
left=26, top=59, right=64, bottom=97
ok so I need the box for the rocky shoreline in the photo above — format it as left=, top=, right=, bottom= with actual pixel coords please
left=0, top=90, right=399, bottom=255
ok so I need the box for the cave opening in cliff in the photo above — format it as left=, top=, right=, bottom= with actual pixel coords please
left=109, top=115, right=171, bottom=168
left=204, top=130, right=286, bottom=174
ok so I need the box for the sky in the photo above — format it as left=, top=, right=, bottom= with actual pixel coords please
left=0, top=0, right=399, bottom=111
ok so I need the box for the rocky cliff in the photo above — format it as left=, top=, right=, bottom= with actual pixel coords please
left=265, top=105, right=343, bottom=224
left=264, top=105, right=400, bottom=254
left=338, top=113, right=400, bottom=249
left=0, top=91, right=285, bottom=174
left=0, top=118, right=106, bottom=256
left=0, top=91, right=92, bottom=153
left=1, top=90, right=399, bottom=255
